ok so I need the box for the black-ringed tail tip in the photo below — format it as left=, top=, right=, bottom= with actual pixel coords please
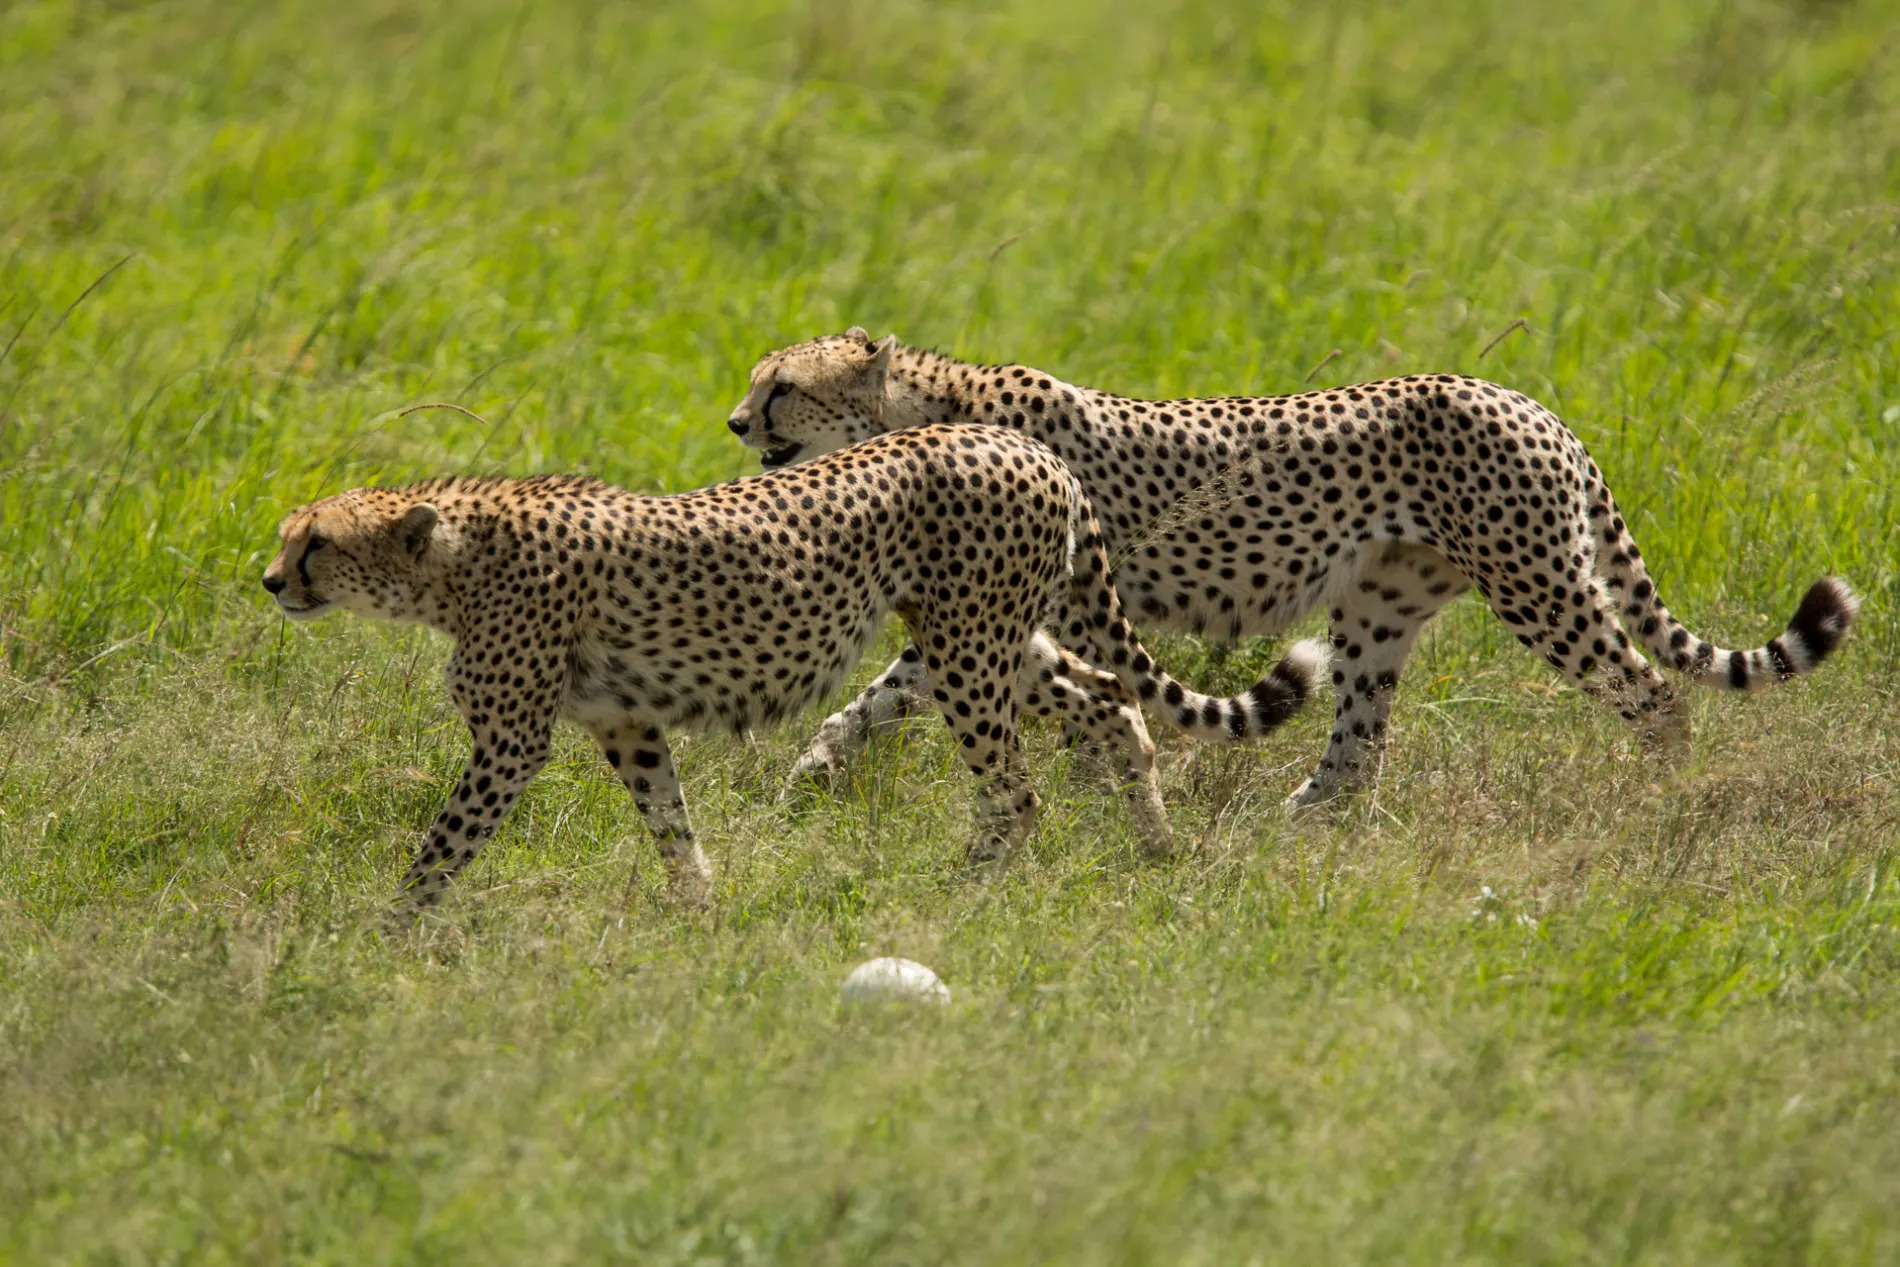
left=1252, top=636, right=1330, bottom=722
left=1631, top=573, right=1859, bottom=690
left=1134, top=636, right=1330, bottom=740
left=1776, top=577, right=1859, bottom=676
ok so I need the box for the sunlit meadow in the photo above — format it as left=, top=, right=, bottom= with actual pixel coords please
left=3, top=0, right=1898, bottom=1260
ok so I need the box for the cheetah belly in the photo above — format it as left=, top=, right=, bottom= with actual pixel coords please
left=1110, top=545, right=1358, bottom=642
left=561, top=602, right=892, bottom=735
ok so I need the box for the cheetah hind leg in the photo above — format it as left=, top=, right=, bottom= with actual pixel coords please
left=956, top=732, right=1041, bottom=876
left=1582, top=654, right=1691, bottom=757
left=907, top=640, right=1042, bottom=875
left=1020, top=633, right=1173, bottom=859
left=1501, top=575, right=1690, bottom=771
left=583, top=721, right=713, bottom=907
left=1049, top=648, right=1139, bottom=767
left=782, top=646, right=931, bottom=798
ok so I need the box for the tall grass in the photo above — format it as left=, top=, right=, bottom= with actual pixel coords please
left=2, top=0, right=1898, bottom=1260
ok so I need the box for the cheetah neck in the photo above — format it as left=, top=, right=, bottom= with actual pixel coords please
left=886, top=346, right=1004, bottom=429
left=886, top=345, right=1105, bottom=441
left=382, top=486, right=491, bottom=638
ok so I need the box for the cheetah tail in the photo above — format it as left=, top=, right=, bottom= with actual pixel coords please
left=1591, top=482, right=1858, bottom=690
left=1058, top=474, right=1327, bottom=742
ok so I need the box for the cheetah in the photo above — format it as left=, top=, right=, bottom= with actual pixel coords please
left=725, top=329, right=1858, bottom=808
left=260, top=424, right=1323, bottom=907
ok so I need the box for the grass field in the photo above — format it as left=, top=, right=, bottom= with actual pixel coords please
left=4, top=0, right=1899, bottom=1260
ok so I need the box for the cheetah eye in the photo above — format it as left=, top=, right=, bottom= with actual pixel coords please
left=306, top=534, right=327, bottom=552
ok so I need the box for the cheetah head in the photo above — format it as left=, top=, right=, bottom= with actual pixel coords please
left=726, top=327, right=897, bottom=469
left=261, top=491, right=443, bottom=623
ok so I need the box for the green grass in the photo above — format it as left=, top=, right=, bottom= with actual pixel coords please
left=3, top=0, right=1900, bottom=1260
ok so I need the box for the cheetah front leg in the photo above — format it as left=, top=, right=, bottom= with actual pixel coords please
left=582, top=721, right=713, bottom=906
left=399, top=729, right=553, bottom=908
left=396, top=654, right=564, bottom=913
left=785, top=645, right=930, bottom=792
left=908, top=633, right=1040, bottom=873
left=1289, top=545, right=1466, bottom=813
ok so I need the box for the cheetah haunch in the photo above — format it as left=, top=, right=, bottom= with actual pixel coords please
left=262, top=425, right=1323, bottom=908
left=726, top=329, right=1858, bottom=808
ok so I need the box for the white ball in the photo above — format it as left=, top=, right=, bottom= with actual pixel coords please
left=841, top=957, right=950, bottom=1007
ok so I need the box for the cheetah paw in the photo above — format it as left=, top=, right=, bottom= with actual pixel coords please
left=1282, top=779, right=1348, bottom=821
left=779, top=748, right=846, bottom=809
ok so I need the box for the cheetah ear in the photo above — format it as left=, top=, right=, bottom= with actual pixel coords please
left=397, top=503, right=438, bottom=557
left=868, top=333, right=897, bottom=375
left=844, top=325, right=870, bottom=343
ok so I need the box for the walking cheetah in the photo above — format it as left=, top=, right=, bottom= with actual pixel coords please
left=261, top=425, right=1323, bottom=907
left=725, top=329, right=1858, bottom=807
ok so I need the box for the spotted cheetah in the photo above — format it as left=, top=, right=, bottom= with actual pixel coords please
left=725, top=329, right=1857, bottom=808
left=261, top=425, right=1323, bottom=907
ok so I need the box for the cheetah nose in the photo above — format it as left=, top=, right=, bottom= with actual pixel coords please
left=262, top=575, right=286, bottom=595
left=727, top=417, right=750, bottom=438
